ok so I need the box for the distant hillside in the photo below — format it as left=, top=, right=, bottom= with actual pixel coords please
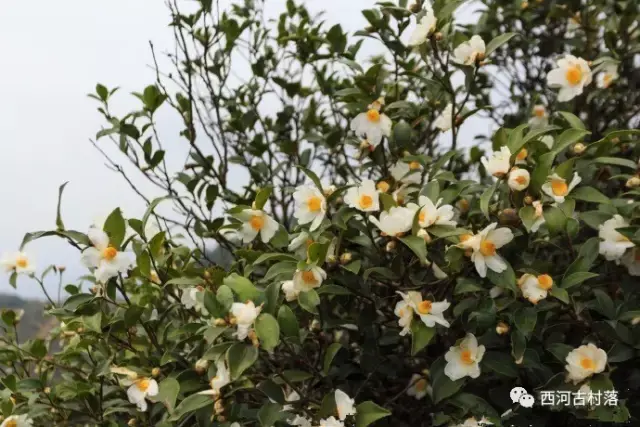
left=0, top=294, right=49, bottom=340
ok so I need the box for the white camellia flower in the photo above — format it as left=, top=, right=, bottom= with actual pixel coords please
left=0, top=415, right=33, bottom=427
left=293, top=265, right=327, bottom=292
left=541, top=172, right=582, bottom=203
left=390, top=161, right=422, bottom=184
left=397, top=291, right=450, bottom=328
left=290, top=415, right=313, bottom=427
left=394, top=294, right=415, bottom=336
left=459, top=223, right=514, bottom=278
left=181, top=286, right=208, bottom=315
left=481, top=146, right=511, bottom=178
left=281, top=280, right=300, bottom=301
left=392, top=184, right=419, bottom=206
left=406, top=374, right=430, bottom=400
left=597, top=63, right=618, bottom=89
left=127, top=377, right=158, bottom=411
left=528, top=105, right=548, bottom=128
left=444, top=333, right=486, bottom=381
left=335, top=389, right=356, bottom=420
left=599, top=215, right=635, bottom=262
left=434, top=103, right=454, bottom=131
left=369, top=207, right=414, bottom=236
left=237, top=209, right=279, bottom=243
left=406, top=195, right=456, bottom=229
left=289, top=231, right=314, bottom=259
left=507, top=168, right=530, bottom=191
left=293, top=185, right=327, bottom=231
left=622, top=247, right=640, bottom=276
left=453, top=35, right=486, bottom=66
left=518, top=273, right=554, bottom=304
left=452, top=416, right=494, bottom=427
left=230, top=300, right=261, bottom=340
left=344, top=180, right=380, bottom=212
left=197, top=360, right=231, bottom=396
left=540, top=135, right=554, bottom=150
left=350, top=100, right=392, bottom=149
left=81, top=227, right=132, bottom=283
left=407, top=5, right=437, bottom=46
left=319, top=417, right=344, bottom=427
left=565, top=343, right=607, bottom=384
left=531, top=201, right=546, bottom=232
left=546, top=55, right=593, bottom=102
left=1, top=251, right=36, bottom=275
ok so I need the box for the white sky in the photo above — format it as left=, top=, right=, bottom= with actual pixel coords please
left=0, top=1, right=484, bottom=299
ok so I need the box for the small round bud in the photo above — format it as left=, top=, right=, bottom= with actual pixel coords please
left=476, top=52, right=485, bottom=62
left=339, top=252, right=352, bottom=264
left=631, top=316, right=640, bottom=325
left=90, top=286, right=98, bottom=294
left=385, top=241, right=397, bottom=252
left=228, top=317, right=237, bottom=326
left=499, top=208, right=519, bottom=226
left=203, top=270, right=211, bottom=279
left=457, top=198, right=470, bottom=213
left=611, top=137, right=620, bottom=144
left=76, top=327, right=84, bottom=334
left=521, top=1, right=529, bottom=9
left=377, top=181, right=390, bottom=193
left=214, top=318, right=227, bottom=326
left=57, top=265, right=66, bottom=272
left=454, top=115, right=463, bottom=125
left=195, top=359, right=209, bottom=375
left=309, top=319, right=321, bottom=331
left=128, top=326, right=137, bottom=336
left=496, top=321, right=510, bottom=335
left=626, top=176, right=640, bottom=188
left=409, top=161, right=421, bottom=170
left=151, top=367, right=161, bottom=378
left=128, top=419, right=137, bottom=427
left=214, top=399, right=225, bottom=414
left=326, top=255, right=337, bottom=265
left=515, top=355, right=524, bottom=365
left=50, top=408, right=57, bottom=414
left=409, top=3, right=421, bottom=13
left=523, top=195, right=534, bottom=205
left=417, top=229, right=431, bottom=243
left=434, top=32, right=443, bottom=41
left=44, top=387, right=51, bottom=394
left=572, top=142, right=586, bottom=154
left=421, top=368, right=430, bottom=376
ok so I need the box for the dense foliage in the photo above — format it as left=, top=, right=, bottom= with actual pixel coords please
left=1, top=0, right=640, bottom=426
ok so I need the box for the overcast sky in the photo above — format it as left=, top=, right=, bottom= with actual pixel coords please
left=0, top=1, right=483, bottom=299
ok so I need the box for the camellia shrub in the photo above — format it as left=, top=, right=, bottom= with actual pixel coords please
left=2, top=0, right=640, bottom=426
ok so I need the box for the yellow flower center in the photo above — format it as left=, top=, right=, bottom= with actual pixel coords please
left=5, top=421, right=17, bottom=427
left=551, top=179, right=568, bottom=196
left=359, top=194, right=373, bottom=209
left=249, top=214, right=265, bottom=231
left=418, top=211, right=426, bottom=223
left=534, top=107, right=545, bottom=118
left=15, top=257, right=28, bottom=268
left=102, top=247, right=118, bottom=261
left=301, top=271, right=317, bottom=285
left=538, top=274, right=553, bottom=290
left=565, top=65, right=583, bottom=86
left=515, top=175, right=528, bottom=185
left=377, top=181, right=389, bottom=193
left=580, top=357, right=595, bottom=370
left=366, top=109, right=381, bottom=123
left=415, top=378, right=428, bottom=392
left=417, top=300, right=432, bottom=314
left=409, top=161, right=421, bottom=170
left=307, top=196, right=322, bottom=212
left=460, top=350, right=474, bottom=365
left=516, top=148, right=528, bottom=161
left=480, top=240, right=496, bottom=256
left=136, top=378, right=150, bottom=392
left=460, top=234, right=473, bottom=243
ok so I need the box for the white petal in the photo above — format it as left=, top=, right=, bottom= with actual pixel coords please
left=88, top=227, right=110, bottom=250
left=81, top=247, right=102, bottom=268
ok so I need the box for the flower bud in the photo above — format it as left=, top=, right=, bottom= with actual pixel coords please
left=377, top=181, right=390, bottom=193
left=385, top=241, right=397, bottom=252
left=214, top=318, right=227, bottom=326
left=339, top=252, right=352, bottom=264
left=128, top=419, right=137, bottom=427
left=631, top=316, right=640, bottom=325
left=309, top=319, right=321, bottom=331
left=417, top=229, right=431, bottom=243
left=44, top=387, right=51, bottom=394
left=195, top=359, right=209, bottom=375
left=611, top=137, right=620, bottom=144
left=496, top=321, right=510, bottom=335
left=626, top=176, right=640, bottom=188
left=521, top=1, right=529, bottom=9
left=457, top=198, right=470, bottom=213
left=204, top=270, right=211, bottom=279
left=214, top=399, right=225, bottom=414
left=409, top=2, right=421, bottom=13
left=572, top=142, right=586, bottom=154
left=151, top=367, right=161, bottom=378
left=57, top=265, right=66, bottom=272
left=434, top=32, right=443, bottom=41
left=326, top=255, right=338, bottom=265
left=515, top=355, right=524, bottom=365
left=523, top=195, right=533, bottom=205
left=90, top=286, right=99, bottom=294
left=499, top=208, right=520, bottom=226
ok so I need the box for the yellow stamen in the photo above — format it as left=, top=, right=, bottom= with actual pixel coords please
left=136, top=378, right=150, bottom=392
left=460, top=234, right=473, bottom=243
left=307, top=196, right=322, bottom=212
left=409, top=161, right=421, bottom=170
left=301, top=271, right=317, bottom=285
left=418, top=211, right=426, bottom=223
left=15, top=257, right=28, bottom=268
left=480, top=240, right=496, bottom=256
left=460, top=350, right=474, bottom=365
left=366, top=109, right=381, bottom=123
left=515, top=175, right=528, bottom=185
left=377, top=181, right=390, bottom=193
left=580, top=357, right=595, bottom=370
left=566, top=65, right=583, bottom=86
left=534, top=107, right=545, bottom=118
left=5, top=421, right=17, bottom=427
left=537, top=274, right=553, bottom=290
left=249, top=215, right=264, bottom=231
left=359, top=194, right=373, bottom=209
left=102, top=247, right=118, bottom=261
left=516, top=148, right=528, bottom=161
left=551, top=179, right=568, bottom=196
left=417, top=300, right=432, bottom=314
left=415, top=378, right=428, bottom=392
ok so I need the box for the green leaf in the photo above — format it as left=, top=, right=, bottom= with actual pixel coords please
left=594, top=157, right=639, bottom=170
left=297, top=166, right=323, bottom=191
left=223, top=273, right=261, bottom=301
left=152, top=378, right=180, bottom=412
left=561, top=272, right=598, bottom=288
left=551, top=128, right=590, bottom=155
left=254, top=187, right=273, bottom=210
left=514, top=307, right=537, bottom=336
left=511, top=330, right=526, bottom=361
left=171, top=394, right=212, bottom=421
left=298, top=289, right=320, bottom=314
left=255, top=313, right=280, bottom=351
left=379, top=193, right=397, bottom=211
left=558, top=111, right=586, bottom=130
left=507, top=123, right=528, bottom=154
left=480, top=182, right=497, bottom=220
left=518, top=206, right=536, bottom=232
left=543, top=206, right=567, bottom=235
left=323, top=343, right=343, bottom=375
left=436, top=0, right=468, bottom=20
left=82, top=312, right=102, bottom=333
left=570, top=186, right=611, bottom=204
left=166, top=277, right=201, bottom=287
left=257, top=380, right=285, bottom=404
left=227, top=343, right=259, bottom=379
left=55, top=182, right=69, bottom=231
left=103, top=208, right=126, bottom=248
left=485, top=32, right=518, bottom=56
left=431, top=357, right=463, bottom=403
left=307, top=241, right=330, bottom=264
left=549, top=287, right=569, bottom=304
left=203, top=290, right=226, bottom=318
left=546, top=343, right=573, bottom=362
left=580, top=211, right=612, bottom=229
left=399, top=235, right=427, bottom=264
left=592, top=289, right=615, bottom=319
left=141, top=197, right=171, bottom=237
left=482, top=351, right=519, bottom=377
left=411, top=322, right=436, bottom=356
left=258, top=402, right=284, bottom=427
left=277, top=305, right=300, bottom=340
left=421, top=180, right=440, bottom=202
left=486, top=260, right=517, bottom=292
left=355, top=401, right=391, bottom=427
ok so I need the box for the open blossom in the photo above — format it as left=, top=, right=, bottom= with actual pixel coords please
left=320, top=417, right=344, bottom=427
left=1, top=251, right=36, bottom=275
left=281, top=280, right=300, bottom=301
left=290, top=416, right=313, bottom=427
left=622, top=247, right=640, bottom=276
left=597, top=63, right=618, bottom=89
left=481, top=146, right=511, bottom=177
left=434, top=103, right=454, bottom=131
left=453, top=35, right=486, bottom=66
left=344, top=180, right=380, bottom=212
left=289, top=231, right=314, bottom=258
left=390, top=161, right=422, bottom=184
left=565, top=343, right=607, bottom=384
left=406, top=195, right=456, bottom=228
left=547, top=55, right=592, bottom=102
left=397, top=291, right=450, bottom=328
left=81, top=227, right=132, bottom=283
left=444, top=333, right=485, bottom=381
left=459, top=223, right=514, bottom=278
left=406, top=374, right=430, bottom=400
left=507, top=168, right=530, bottom=191
left=237, top=209, right=279, bottom=243
left=369, top=207, right=414, bottom=236
left=519, top=273, right=554, bottom=304
left=181, top=286, right=208, bottom=314
left=335, top=389, right=356, bottom=420
left=599, top=215, right=635, bottom=262
left=394, top=293, right=416, bottom=336
left=293, top=265, right=327, bottom=292
left=541, top=172, right=581, bottom=203
left=0, top=415, right=33, bottom=427
left=199, top=360, right=230, bottom=396
left=230, top=300, right=261, bottom=340
left=293, top=185, right=326, bottom=231
left=530, top=200, right=546, bottom=232
left=528, top=105, right=548, bottom=128
left=407, top=5, right=436, bottom=46
left=127, top=377, right=158, bottom=411
left=350, top=100, right=392, bottom=149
